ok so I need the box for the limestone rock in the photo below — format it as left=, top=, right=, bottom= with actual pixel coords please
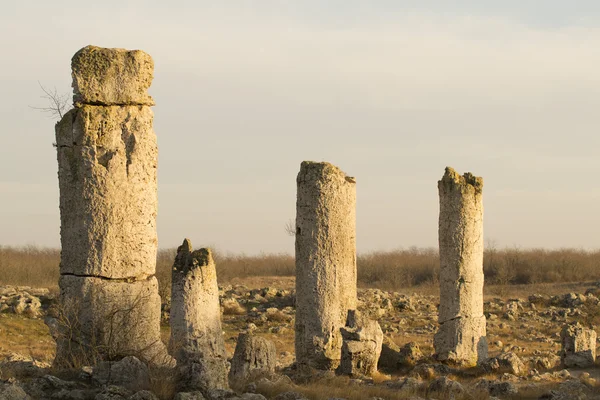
left=435, top=167, right=487, bottom=365
left=93, top=356, right=150, bottom=390
left=95, top=385, right=133, bottom=399
left=295, top=161, right=357, bottom=370
left=434, top=315, right=487, bottom=365
left=474, top=380, right=518, bottom=397
left=72, top=45, right=155, bottom=106
left=0, top=380, right=31, bottom=400
left=169, top=240, right=225, bottom=361
left=385, top=377, right=421, bottom=396
left=409, top=363, right=450, bottom=380
left=339, top=310, right=383, bottom=377
left=56, top=105, right=158, bottom=279
left=56, top=275, right=168, bottom=366
left=377, top=336, right=401, bottom=370
left=129, top=391, right=159, bottom=400
left=10, top=294, right=42, bottom=318
left=19, top=375, right=76, bottom=399
left=55, top=46, right=166, bottom=367
left=561, top=323, right=597, bottom=368
left=179, top=357, right=229, bottom=394
left=229, top=333, right=277, bottom=383
left=204, top=388, right=238, bottom=399
left=427, top=377, right=465, bottom=399
left=169, top=239, right=228, bottom=391
left=398, top=342, right=423, bottom=368
left=174, top=393, right=206, bottom=400
left=481, top=352, right=526, bottom=376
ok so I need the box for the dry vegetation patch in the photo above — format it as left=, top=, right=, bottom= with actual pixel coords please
left=3, top=245, right=600, bottom=292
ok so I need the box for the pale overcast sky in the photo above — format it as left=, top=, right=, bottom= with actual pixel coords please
left=1, top=1, right=599, bottom=253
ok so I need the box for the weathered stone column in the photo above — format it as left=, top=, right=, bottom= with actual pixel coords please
left=170, top=239, right=228, bottom=391
left=434, top=167, right=488, bottom=365
left=55, top=45, right=168, bottom=366
left=295, top=161, right=357, bottom=370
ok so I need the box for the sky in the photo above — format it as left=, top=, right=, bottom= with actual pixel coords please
left=0, top=1, right=599, bottom=254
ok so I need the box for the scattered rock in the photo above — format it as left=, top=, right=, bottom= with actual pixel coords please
left=481, top=352, right=526, bottom=376
left=409, top=364, right=450, bottom=380
left=129, top=390, right=159, bottom=400
left=427, top=377, right=464, bottom=398
left=560, top=323, right=596, bottom=368
left=377, top=336, right=401, bottom=370
left=0, top=380, right=31, bottom=400
left=398, top=342, right=423, bottom=367
left=272, top=392, right=308, bottom=400
left=93, top=357, right=150, bottom=390
left=174, top=393, right=206, bottom=400
left=339, top=310, right=383, bottom=377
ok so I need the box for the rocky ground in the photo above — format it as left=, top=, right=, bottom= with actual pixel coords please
left=1, top=281, right=600, bottom=399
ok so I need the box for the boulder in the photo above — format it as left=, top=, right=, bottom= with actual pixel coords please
left=229, top=334, right=277, bottom=382
left=561, top=323, right=597, bottom=368
left=481, top=352, right=526, bottom=376
left=339, top=310, right=383, bottom=377
left=93, top=356, right=150, bottom=390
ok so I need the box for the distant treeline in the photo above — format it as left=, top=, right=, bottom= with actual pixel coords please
left=1, top=245, right=599, bottom=292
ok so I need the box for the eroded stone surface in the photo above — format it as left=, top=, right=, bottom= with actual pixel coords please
left=434, top=167, right=487, bottom=365
left=169, top=239, right=228, bottom=391
left=229, top=333, right=277, bottom=382
left=54, top=46, right=167, bottom=366
left=93, top=356, right=150, bottom=389
left=295, top=161, right=357, bottom=370
left=56, top=275, right=168, bottom=365
left=72, top=45, right=154, bottom=106
left=434, top=315, right=487, bottom=365
left=339, top=310, right=383, bottom=377
left=561, top=323, right=597, bottom=368
left=56, top=105, right=158, bottom=279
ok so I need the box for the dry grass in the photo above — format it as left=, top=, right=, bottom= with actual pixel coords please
left=0, top=246, right=60, bottom=289
left=0, top=313, right=55, bottom=362
left=2, top=245, right=600, bottom=293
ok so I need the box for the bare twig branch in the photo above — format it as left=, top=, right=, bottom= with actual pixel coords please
left=29, top=81, right=72, bottom=120
left=284, top=219, right=296, bottom=237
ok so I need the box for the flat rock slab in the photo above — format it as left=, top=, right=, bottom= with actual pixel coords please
left=72, top=45, right=155, bottom=106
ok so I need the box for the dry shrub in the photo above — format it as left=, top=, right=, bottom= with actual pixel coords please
left=358, top=247, right=439, bottom=290
left=0, top=245, right=60, bottom=288
left=483, top=247, right=600, bottom=286
left=2, top=245, right=600, bottom=293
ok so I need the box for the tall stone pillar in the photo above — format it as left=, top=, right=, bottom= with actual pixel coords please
left=170, top=239, right=228, bottom=391
left=294, top=161, right=357, bottom=370
left=55, top=46, right=168, bottom=366
left=434, top=167, right=487, bottom=365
